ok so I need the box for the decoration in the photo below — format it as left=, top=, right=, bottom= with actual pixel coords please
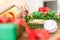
left=32, top=12, right=42, bottom=19
left=38, top=7, right=50, bottom=15
left=0, top=12, right=14, bottom=23
left=0, top=12, right=50, bottom=40
left=18, top=19, right=50, bottom=40
left=44, top=20, right=58, bottom=33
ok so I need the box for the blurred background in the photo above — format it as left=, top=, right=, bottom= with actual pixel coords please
left=0, top=0, right=60, bottom=40
left=0, top=0, right=57, bottom=13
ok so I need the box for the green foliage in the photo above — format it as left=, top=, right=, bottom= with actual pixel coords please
left=24, top=11, right=60, bottom=29
left=25, top=15, right=31, bottom=22
left=31, top=11, right=59, bottom=22
left=32, top=11, right=42, bottom=19
left=27, top=23, right=43, bottom=29
left=25, top=11, right=59, bottom=23
left=43, top=11, right=59, bottom=22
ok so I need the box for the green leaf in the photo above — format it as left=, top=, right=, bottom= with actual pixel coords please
left=32, top=11, right=42, bottom=19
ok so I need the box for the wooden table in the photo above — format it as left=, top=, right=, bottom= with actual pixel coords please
left=18, top=29, right=60, bottom=40
left=18, top=21, right=60, bottom=40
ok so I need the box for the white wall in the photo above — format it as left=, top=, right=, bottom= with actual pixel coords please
left=0, top=0, right=28, bottom=13
left=25, top=0, right=43, bottom=13
left=0, top=0, right=43, bottom=13
left=0, top=0, right=12, bottom=5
